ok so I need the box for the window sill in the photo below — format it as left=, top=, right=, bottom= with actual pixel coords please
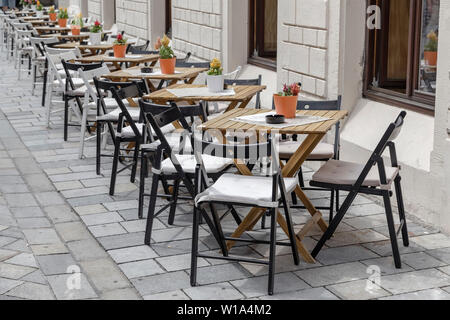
left=247, top=56, right=277, bottom=72
left=364, top=89, right=435, bottom=116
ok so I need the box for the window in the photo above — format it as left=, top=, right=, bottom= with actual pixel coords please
left=364, top=0, right=440, bottom=112
left=248, top=0, right=277, bottom=70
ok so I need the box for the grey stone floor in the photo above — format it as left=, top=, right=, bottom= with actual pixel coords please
left=1, top=54, right=450, bottom=300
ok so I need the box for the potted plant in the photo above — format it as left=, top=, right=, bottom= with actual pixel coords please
left=48, top=6, right=57, bottom=21
left=206, top=58, right=224, bottom=93
left=57, top=8, right=68, bottom=28
left=113, top=33, right=127, bottom=58
left=71, top=13, right=83, bottom=36
left=89, top=20, right=103, bottom=45
left=155, top=35, right=175, bottom=74
left=273, top=83, right=301, bottom=118
left=35, top=1, right=43, bottom=18
left=424, top=30, right=438, bottom=66
left=30, top=0, right=37, bottom=11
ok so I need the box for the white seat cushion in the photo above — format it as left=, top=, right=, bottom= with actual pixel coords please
left=311, top=159, right=399, bottom=188
left=97, top=106, right=140, bottom=121
left=161, top=154, right=233, bottom=175
left=195, top=173, right=298, bottom=208
left=53, top=77, right=84, bottom=87
left=279, top=140, right=335, bottom=160
left=116, top=123, right=144, bottom=138
left=142, top=134, right=193, bottom=153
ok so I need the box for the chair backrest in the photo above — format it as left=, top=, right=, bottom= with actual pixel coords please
left=139, top=99, right=207, bottom=126
left=45, top=50, right=78, bottom=85
left=78, top=64, right=111, bottom=100
left=297, top=95, right=342, bottom=157
left=109, top=85, right=145, bottom=139
left=176, top=52, right=191, bottom=64
left=128, top=48, right=158, bottom=55
left=354, top=111, right=407, bottom=188
left=224, top=66, right=242, bottom=80
left=45, top=45, right=81, bottom=58
left=225, top=74, right=262, bottom=108
left=176, top=61, right=210, bottom=69
left=61, top=60, right=104, bottom=91
left=127, top=40, right=149, bottom=53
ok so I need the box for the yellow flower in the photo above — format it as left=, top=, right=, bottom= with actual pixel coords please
left=161, top=35, right=171, bottom=47
left=427, top=31, right=438, bottom=42
left=210, top=58, right=221, bottom=69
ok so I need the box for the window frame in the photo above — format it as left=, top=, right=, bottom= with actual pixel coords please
left=363, top=0, right=437, bottom=114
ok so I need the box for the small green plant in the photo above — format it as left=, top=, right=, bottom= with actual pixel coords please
left=154, top=35, right=175, bottom=59
left=36, top=1, right=42, bottom=11
left=424, top=31, right=438, bottom=52
left=58, top=8, right=69, bottom=19
left=207, top=58, right=222, bottom=76
left=71, top=13, right=84, bottom=27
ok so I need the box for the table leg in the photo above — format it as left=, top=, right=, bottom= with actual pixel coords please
left=225, top=133, right=328, bottom=262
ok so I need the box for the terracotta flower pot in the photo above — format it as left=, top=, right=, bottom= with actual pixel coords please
left=424, top=51, right=437, bottom=66
left=273, top=94, right=298, bottom=119
left=71, top=26, right=81, bottom=35
left=113, top=44, right=127, bottom=58
left=159, top=57, right=176, bottom=74
left=49, top=12, right=57, bottom=21
left=58, top=18, right=67, bottom=28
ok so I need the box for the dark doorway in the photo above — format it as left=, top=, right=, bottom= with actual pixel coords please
left=166, top=0, right=172, bottom=37
left=248, top=0, right=277, bottom=70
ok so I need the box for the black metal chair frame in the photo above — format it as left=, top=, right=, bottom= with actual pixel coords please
left=311, top=111, right=409, bottom=269
left=107, top=84, right=149, bottom=195
left=190, top=135, right=300, bottom=295
left=224, top=75, right=262, bottom=109
left=140, top=103, right=242, bottom=244
left=93, top=77, right=149, bottom=177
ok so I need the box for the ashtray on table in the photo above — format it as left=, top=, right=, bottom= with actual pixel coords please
left=265, top=114, right=286, bottom=124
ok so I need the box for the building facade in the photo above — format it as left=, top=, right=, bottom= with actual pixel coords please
left=65, top=0, right=449, bottom=233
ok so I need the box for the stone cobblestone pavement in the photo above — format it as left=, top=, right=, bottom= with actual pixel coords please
left=1, top=55, right=450, bottom=300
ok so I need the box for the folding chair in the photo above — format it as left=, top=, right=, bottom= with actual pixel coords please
left=277, top=96, right=342, bottom=223
left=93, top=77, right=149, bottom=176
left=190, top=132, right=300, bottom=295
left=108, top=85, right=149, bottom=195
left=29, top=36, right=58, bottom=95
left=61, top=60, right=104, bottom=142
left=311, top=111, right=409, bottom=268
left=142, top=103, right=239, bottom=244
left=43, top=50, right=82, bottom=128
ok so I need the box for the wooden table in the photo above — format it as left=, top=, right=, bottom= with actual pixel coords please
left=144, top=84, right=266, bottom=111
left=28, top=20, right=56, bottom=27
left=23, top=16, right=50, bottom=21
left=199, top=108, right=348, bottom=263
left=104, top=67, right=209, bottom=91
left=76, top=53, right=160, bottom=71
left=34, top=26, right=72, bottom=35
left=55, top=42, right=114, bottom=56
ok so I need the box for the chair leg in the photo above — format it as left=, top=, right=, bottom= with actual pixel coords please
left=208, top=204, right=229, bottom=257
left=96, top=122, right=102, bottom=175
left=109, top=139, right=121, bottom=196
left=168, top=179, right=180, bottom=225
left=63, top=96, right=69, bottom=141
left=190, top=203, right=200, bottom=286
left=280, top=195, right=299, bottom=266
left=130, top=142, right=140, bottom=183
left=144, top=171, right=160, bottom=245
left=336, top=189, right=340, bottom=212
left=382, top=190, right=402, bottom=269
left=394, top=176, right=409, bottom=247
left=138, top=152, right=147, bottom=219
left=312, top=191, right=358, bottom=258
left=267, top=208, right=277, bottom=296
left=329, top=187, right=335, bottom=224
left=78, top=103, right=89, bottom=159
left=41, top=67, right=47, bottom=107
